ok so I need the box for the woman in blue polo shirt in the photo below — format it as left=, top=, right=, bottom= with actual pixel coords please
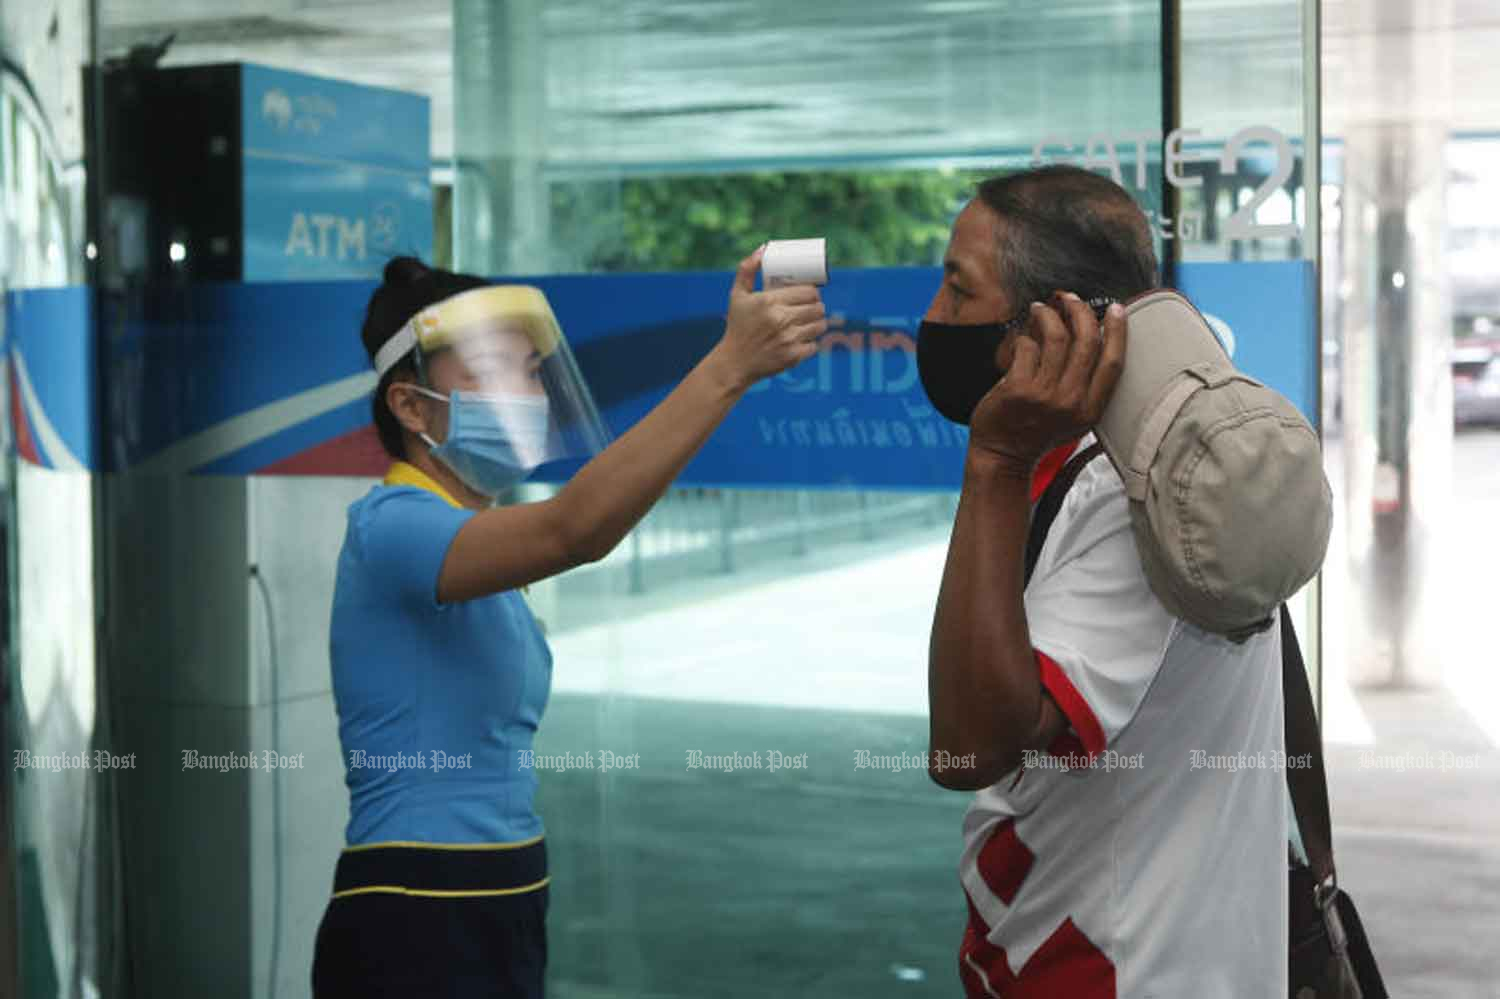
left=311, top=252, right=825, bottom=998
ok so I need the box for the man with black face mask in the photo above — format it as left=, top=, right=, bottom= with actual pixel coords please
left=919, top=166, right=1287, bottom=998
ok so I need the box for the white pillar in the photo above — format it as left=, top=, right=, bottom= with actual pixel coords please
left=1336, top=3, right=1455, bottom=687
left=452, top=0, right=549, bottom=275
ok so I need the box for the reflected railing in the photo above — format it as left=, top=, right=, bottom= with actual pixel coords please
left=545, top=487, right=955, bottom=631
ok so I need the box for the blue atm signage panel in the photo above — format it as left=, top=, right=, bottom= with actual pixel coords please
left=239, top=64, right=432, bottom=282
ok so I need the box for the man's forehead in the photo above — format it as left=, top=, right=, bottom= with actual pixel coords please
left=944, top=200, right=1000, bottom=280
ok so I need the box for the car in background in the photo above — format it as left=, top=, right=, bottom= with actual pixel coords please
left=1454, top=338, right=1500, bottom=427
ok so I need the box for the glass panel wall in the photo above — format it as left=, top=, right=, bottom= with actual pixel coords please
left=450, top=2, right=1325, bottom=995
left=451, top=2, right=1174, bottom=996
left=2, top=3, right=99, bottom=997
left=1, top=1, right=1329, bottom=995
left=10, top=0, right=1497, bottom=994
left=86, top=30, right=442, bottom=998
left=1174, top=0, right=1326, bottom=693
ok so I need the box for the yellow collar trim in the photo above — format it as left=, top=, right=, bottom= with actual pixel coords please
left=383, top=461, right=462, bottom=509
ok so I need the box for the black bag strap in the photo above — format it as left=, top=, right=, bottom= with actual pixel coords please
left=1025, top=443, right=1104, bottom=587
left=1280, top=606, right=1336, bottom=885
left=1024, top=444, right=1336, bottom=886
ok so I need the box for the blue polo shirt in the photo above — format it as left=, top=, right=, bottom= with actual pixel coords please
left=329, top=461, right=553, bottom=846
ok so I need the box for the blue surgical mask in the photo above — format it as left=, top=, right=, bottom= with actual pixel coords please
left=414, top=387, right=553, bottom=497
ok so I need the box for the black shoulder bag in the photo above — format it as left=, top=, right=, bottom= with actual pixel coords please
left=1026, top=445, right=1388, bottom=999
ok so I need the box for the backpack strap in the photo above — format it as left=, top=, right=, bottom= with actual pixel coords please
left=1025, top=442, right=1104, bottom=587
left=1281, top=606, right=1336, bottom=886
left=1023, top=443, right=1336, bottom=889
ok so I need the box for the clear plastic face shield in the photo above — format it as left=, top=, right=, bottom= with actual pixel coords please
left=374, top=285, right=611, bottom=496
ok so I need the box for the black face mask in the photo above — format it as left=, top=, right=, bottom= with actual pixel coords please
left=917, top=297, right=1115, bottom=424
left=916, top=319, right=1015, bottom=425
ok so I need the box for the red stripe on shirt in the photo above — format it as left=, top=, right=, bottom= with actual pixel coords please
left=975, top=819, right=1034, bottom=906
left=1029, top=440, right=1082, bottom=504
left=1036, top=651, right=1106, bottom=762
left=960, top=895, right=1009, bottom=997
left=961, top=902, right=1117, bottom=999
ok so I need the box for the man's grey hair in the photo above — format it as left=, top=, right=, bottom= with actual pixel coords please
left=974, top=165, right=1159, bottom=310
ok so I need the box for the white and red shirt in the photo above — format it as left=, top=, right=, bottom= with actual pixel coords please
left=957, top=440, right=1287, bottom=998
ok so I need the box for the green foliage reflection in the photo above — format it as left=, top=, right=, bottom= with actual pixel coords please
left=551, top=169, right=987, bottom=273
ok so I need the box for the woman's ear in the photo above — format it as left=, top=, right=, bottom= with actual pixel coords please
left=386, top=380, right=431, bottom=438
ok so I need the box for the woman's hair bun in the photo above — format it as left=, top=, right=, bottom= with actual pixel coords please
left=383, top=256, right=431, bottom=287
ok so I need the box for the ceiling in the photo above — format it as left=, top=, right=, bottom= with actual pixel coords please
left=93, top=0, right=1500, bottom=171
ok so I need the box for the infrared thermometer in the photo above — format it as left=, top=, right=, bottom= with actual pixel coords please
left=761, top=238, right=828, bottom=288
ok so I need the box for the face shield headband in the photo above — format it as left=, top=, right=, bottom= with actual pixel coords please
left=373, top=284, right=564, bottom=382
